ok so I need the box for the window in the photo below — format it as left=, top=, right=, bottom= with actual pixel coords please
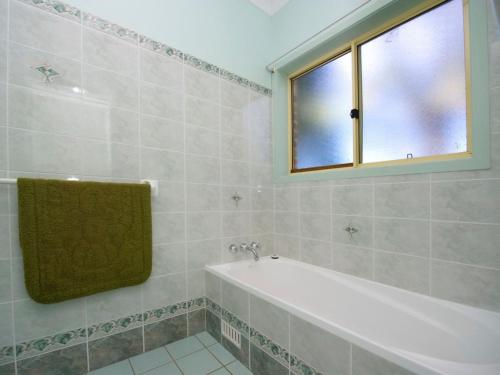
left=290, top=0, right=469, bottom=173
left=291, top=52, right=353, bottom=171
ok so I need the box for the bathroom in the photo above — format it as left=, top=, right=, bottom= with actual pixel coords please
left=0, top=0, right=499, bottom=374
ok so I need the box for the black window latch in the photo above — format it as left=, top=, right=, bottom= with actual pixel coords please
left=350, top=109, right=359, bottom=119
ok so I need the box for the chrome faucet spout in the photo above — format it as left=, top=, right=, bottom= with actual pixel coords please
left=248, top=242, right=260, bottom=261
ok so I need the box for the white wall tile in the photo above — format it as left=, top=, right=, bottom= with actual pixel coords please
left=374, top=182, right=430, bottom=219
left=141, top=115, right=184, bottom=152
left=141, top=148, right=184, bottom=181
left=14, top=298, right=85, bottom=342
left=332, top=243, right=372, bottom=279
left=250, top=295, right=289, bottom=349
left=186, top=155, right=220, bottom=184
left=374, top=252, right=429, bottom=294
left=109, top=108, right=139, bottom=145
left=432, top=180, right=500, bottom=223
left=186, top=184, right=220, bottom=212
left=432, top=260, right=500, bottom=311
left=187, top=212, right=221, bottom=241
left=140, top=82, right=183, bottom=121
left=290, top=314, right=350, bottom=375
left=373, top=218, right=429, bottom=257
left=140, top=49, right=183, bottom=92
left=10, top=1, right=81, bottom=60
left=152, top=243, right=186, bottom=276
left=332, top=185, right=372, bottom=216
left=83, top=27, right=138, bottom=79
left=84, top=64, right=138, bottom=111
left=221, top=279, right=249, bottom=322
left=300, top=186, right=331, bottom=214
left=300, top=238, right=331, bottom=266
left=221, top=80, right=248, bottom=110
left=184, top=66, right=219, bottom=102
left=432, top=222, right=500, bottom=268
left=186, top=125, right=219, bottom=157
left=185, top=96, right=219, bottom=130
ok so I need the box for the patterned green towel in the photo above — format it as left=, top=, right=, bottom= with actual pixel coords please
left=17, top=178, right=152, bottom=304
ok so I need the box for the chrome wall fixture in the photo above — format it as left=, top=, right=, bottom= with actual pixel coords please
left=344, top=223, right=359, bottom=240
left=228, top=242, right=261, bottom=261
left=231, top=192, right=243, bottom=207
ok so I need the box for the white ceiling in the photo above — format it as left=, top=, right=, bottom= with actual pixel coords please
left=247, top=0, right=290, bottom=15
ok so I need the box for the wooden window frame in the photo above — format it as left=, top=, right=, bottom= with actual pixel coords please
left=288, top=0, right=471, bottom=174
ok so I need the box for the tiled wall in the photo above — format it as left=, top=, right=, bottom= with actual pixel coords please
left=274, top=0, right=500, bottom=314
left=0, top=0, right=499, bottom=373
left=0, top=0, right=273, bottom=373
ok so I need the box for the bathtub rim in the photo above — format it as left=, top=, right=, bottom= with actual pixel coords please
left=206, top=256, right=500, bottom=375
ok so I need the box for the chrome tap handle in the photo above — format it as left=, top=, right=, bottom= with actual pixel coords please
left=249, top=241, right=260, bottom=250
left=228, top=244, right=238, bottom=254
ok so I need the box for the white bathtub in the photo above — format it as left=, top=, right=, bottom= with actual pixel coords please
left=206, top=256, right=500, bottom=375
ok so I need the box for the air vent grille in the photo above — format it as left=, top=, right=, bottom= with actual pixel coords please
left=221, top=320, right=241, bottom=349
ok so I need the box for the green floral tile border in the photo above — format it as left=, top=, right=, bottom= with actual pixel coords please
left=19, top=0, right=272, bottom=96
left=0, top=345, right=14, bottom=366
left=16, top=328, right=87, bottom=362
left=87, top=312, right=143, bottom=341
left=206, top=298, right=222, bottom=316
left=290, top=354, right=324, bottom=375
left=143, top=297, right=205, bottom=325
left=250, top=328, right=290, bottom=368
left=83, top=12, right=139, bottom=44
left=20, top=0, right=81, bottom=22
left=206, top=297, right=323, bottom=375
left=0, top=297, right=206, bottom=364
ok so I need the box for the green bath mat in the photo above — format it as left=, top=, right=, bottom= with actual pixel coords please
left=17, top=178, right=152, bottom=304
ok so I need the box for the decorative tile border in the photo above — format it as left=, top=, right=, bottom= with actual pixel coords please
left=290, top=354, right=325, bottom=375
left=250, top=328, right=290, bottom=368
left=249, top=81, right=272, bottom=96
left=220, top=69, right=251, bottom=88
left=0, top=345, right=14, bottom=366
left=83, top=12, right=138, bottom=44
left=17, top=0, right=272, bottom=96
left=15, top=328, right=87, bottom=361
left=206, top=298, right=222, bottom=316
left=188, top=297, right=206, bottom=312
left=184, top=54, right=220, bottom=76
left=143, top=297, right=206, bottom=325
left=139, top=36, right=184, bottom=62
left=87, top=312, right=143, bottom=341
left=20, top=0, right=81, bottom=22
left=0, top=297, right=206, bottom=364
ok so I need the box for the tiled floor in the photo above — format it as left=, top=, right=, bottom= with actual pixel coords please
left=88, top=331, right=253, bottom=375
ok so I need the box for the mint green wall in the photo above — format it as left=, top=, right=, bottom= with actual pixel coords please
left=62, top=0, right=389, bottom=88
left=64, top=0, right=273, bottom=88
left=270, top=0, right=369, bottom=62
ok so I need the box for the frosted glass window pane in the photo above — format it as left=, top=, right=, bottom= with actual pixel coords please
left=292, top=52, right=353, bottom=170
left=360, top=0, right=467, bottom=163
